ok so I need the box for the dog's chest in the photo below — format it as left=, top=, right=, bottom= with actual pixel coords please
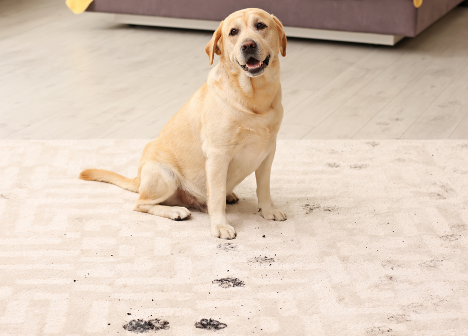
left=227, top=116, right=277, bottom=182
left=228, top=142, right=269, bottom=188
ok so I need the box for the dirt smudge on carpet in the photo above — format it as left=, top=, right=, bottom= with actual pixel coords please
left=248, top=256, right=275, bottom=264
left=303, top=203, right=338, bottom=214
left=123, top=318, right=169, bottom=333
left=217, top=243, right=238, bottom=251
left=195, top=318, right=227, bottom=330
left=212, top=277, right=245, bottom=288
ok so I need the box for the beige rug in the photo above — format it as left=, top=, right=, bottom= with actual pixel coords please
left=1, top=139, right=467, bottom=336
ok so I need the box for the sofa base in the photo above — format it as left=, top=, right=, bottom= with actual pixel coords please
left=110, top=13, right=404, bottom=46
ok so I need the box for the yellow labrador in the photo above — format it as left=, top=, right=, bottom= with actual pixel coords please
left=80, top=8, right=288, bottom=239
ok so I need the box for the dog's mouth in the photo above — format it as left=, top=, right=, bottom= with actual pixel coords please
left=239, top=55, right=270, bottom=75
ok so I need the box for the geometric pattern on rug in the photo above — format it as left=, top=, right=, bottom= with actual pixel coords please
left=0, top=139, right=467, bottom=335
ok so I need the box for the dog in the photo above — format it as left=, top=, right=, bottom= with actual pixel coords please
left=80, top=8, right=288, bottom=239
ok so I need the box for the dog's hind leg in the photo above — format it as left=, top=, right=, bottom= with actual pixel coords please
left=226, top=192, right=239, bottom=204
left=134, top=162, right=191, bottom=220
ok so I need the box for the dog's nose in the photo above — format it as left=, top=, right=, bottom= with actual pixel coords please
left=241, top=40, right=256, bottom=51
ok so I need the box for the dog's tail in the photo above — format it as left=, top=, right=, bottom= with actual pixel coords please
left=79, top=169, right=139, bottom=193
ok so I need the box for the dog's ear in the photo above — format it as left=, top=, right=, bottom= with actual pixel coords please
left=205, top=21, right=224, bottom=65
left=271, top=15, right=287, bottom=57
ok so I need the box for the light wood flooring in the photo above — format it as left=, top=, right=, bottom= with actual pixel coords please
left=1, top=0, right=467, bottom=139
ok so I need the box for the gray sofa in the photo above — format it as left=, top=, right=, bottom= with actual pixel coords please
left=86, top=0, right=466, bottom=45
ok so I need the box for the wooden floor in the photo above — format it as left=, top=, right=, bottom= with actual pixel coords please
left=1, top=0, right=467, bottom=140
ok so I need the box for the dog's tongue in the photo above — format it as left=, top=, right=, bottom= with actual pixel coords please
left=247, top=57, right=261, bottom=67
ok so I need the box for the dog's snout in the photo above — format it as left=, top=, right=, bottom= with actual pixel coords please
left=241, top=40, right=257, bottom=52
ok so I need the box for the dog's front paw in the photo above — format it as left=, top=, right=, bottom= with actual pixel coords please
left=259, top=207, right=287, bottom=221
left=211, top=223, right=237, bottom=240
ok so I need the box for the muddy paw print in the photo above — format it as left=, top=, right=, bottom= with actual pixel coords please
left=123, top=318, right=170, bottom=333
left=212, top=277, right=245, bottom=288
left=195, top=318, right=227, bottom=331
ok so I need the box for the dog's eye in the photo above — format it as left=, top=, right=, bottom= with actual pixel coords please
left=229, top=28, right=238, bottom=36
left=256, top=22, right=267, bottom=30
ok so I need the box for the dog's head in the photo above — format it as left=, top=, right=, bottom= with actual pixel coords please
left=205, top=8, right=287, bottom=77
